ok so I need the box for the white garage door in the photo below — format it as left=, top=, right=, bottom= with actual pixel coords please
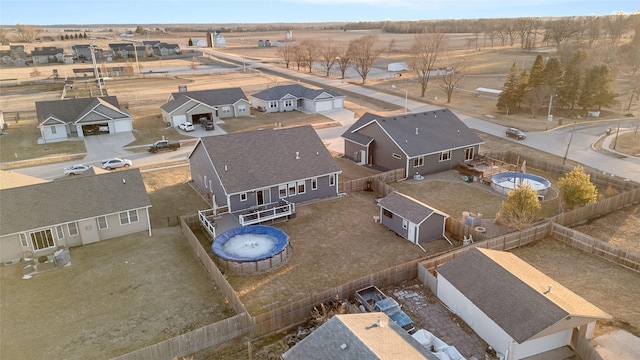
left=172, top=115, right=187, bottom=127
left=113, top=119, right=133, bottom=132
left=316, top=100, right=333, bottom=112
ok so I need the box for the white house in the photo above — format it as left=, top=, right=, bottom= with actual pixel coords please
left=251, top=84, right=345, bottom=114
left=435, top=248, right=611, bottom=360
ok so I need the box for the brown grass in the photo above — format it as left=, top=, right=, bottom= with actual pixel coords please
left=573, top=204, right=640, bottom=254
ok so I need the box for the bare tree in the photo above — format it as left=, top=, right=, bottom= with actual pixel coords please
left=544, top=17, right=581, bottom=51
left=387, top=39, right=396, bottom=56
left=0, top=27, right=8, bottom=43
left=276, top=39, right=295, bottom=68
left=438, top=58, right=466, bottom=103
left=318, top=40, right=339, bottom=76
left=335, top=46, right=353, bottom=79
left=299, top=39, right=320, bottom=73
left=15, top=23, right=39, bottom=43
left=603, top=12, right=631, bottom=44
left=348, top=35, right=384, bottom=84
left=410, top=32, right=447, bottom=97
left=292, top=44, right=305, bottom=71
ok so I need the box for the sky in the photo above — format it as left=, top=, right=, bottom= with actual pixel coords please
left=1, top=0, right=639, bottom=26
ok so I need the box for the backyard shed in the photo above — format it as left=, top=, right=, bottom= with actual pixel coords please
left=388, top=62, right=408, bottom=72
left=377, top=191, right=449, bottom=247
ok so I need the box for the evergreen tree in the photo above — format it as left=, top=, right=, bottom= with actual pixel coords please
left=542, top=57, right=562, bottom=89
left=188, top=38, right=193, bottom=46
left=497, top=63, right=519, bottom=114
left=578, top=64, right=616, bottom=112
left=498, top=184, right=541, bottom=230
left=558, top=165, right=598, bottom=210
left=514, top=70, right=530, bottom=108
left=558, top=50, right=587, bottom=109
left=527, top=54, right=546, bottom=89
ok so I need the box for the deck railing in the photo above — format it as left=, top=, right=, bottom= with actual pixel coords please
left=238, top=202, right=295, bottom=226
left=198, top=209, right=217, bottom=238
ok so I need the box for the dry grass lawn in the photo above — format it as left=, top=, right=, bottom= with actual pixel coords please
left=573, top=204, right=640, bottom=254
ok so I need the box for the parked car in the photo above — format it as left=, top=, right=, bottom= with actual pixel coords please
left=63, top=164, right=91, bottom=175
left=147, top=139, right=181, bottom=153
left=178, top=122, right=195, bottom=132
left=101, top=158, right=132, bottom=170
left=506, top=127, right=527, bottom=140
left=201, top=120, right=215, bottom=130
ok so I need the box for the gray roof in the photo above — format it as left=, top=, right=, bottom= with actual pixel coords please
left=192, top=125, right=341, bottom=194
left=281, top=313, right=438, bottom=360
left=436, top=248, right=610, bottom=343
left=342, top=109, right=484, bottom=157
left=161, top=87, right=248, bottom=113
left=377, top=191, right=448, bottom=225
left=35, top=96, right=124, bottom=125
left=0, top=169, right=151, bottom=236
left=252, top=84, right=344, bottom=102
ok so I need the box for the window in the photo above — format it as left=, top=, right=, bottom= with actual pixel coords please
left=402, top=219, right=408, bottom=230
left=279, top=185, right=287, bottom=198
left=311, top=178, right=318, bottom=190
left=97, top=216, right=108, bottom=230
left=221, top=106, right=231, bottom=114
left=240, top=193, right=248, bottom=201
left=119, top=210, right=139, bottom=225
left=284, top=100, right=293, bottom=107
left=413, top=156, right=424, bottom=167
left=30, top=229, right=55, bottom=250
left=20, top=233, right=28, bottom=247
left=56, top=225, right=64, bottom=240
left=288, top=183, right=297, bottom=196
left=238, top=104, right=247, bottom=112
left=297, top=181, right=306, bottom=194
left=329, top=174, right=335, bottom=186
left=269, top=101, right=278, bottom=108
left=383, top=209, right=393, bottom=218
left=51, top=126, right=57, bottom=134
left=392, top=153, right=402, bottom=160
left=67, top=222, right=78, bottom=236
left=439, top=150, right=451, bottom=162
left=464, top=147, right=475, bottom=161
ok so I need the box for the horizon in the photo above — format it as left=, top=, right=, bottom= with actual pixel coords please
left=1, top=0, right=639, bottom=27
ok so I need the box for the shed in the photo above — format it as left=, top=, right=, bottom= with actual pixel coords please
left=377, top=191, right=449, bottom=247
left=388, top=62, right=408, bottom=72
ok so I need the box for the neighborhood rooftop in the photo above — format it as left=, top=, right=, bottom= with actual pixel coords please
left=377, top=191, right=448, bottom=225
left=35, top=96, right=123, bottom=124
left=252, top=83, right=344, bottom=100
left=161, top=87, right=248, bottom=113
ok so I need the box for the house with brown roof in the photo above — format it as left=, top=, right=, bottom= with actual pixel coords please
left=342, top=109, right=484, bottom=178
left=188, top=126, right=341, bottom=221
left=377, top=191, right=449, bottom=248
left=0, top=169, right=152, bottom=265
left=436, top=248, right=611, bottom=360
left=251, top=84, right=345, bottom=113
left=35, top=96, right=133, bottom=143
left=281, top=313, right=439, bottom=360
left=161, top=87, right=250, bottom=127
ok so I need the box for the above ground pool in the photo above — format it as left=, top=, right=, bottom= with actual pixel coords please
left=490, top=171, right=551, bottom=197
left=212, top=225, right=291, bottom=276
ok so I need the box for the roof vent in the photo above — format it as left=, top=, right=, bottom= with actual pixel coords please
left=296, top=151, right=300, bottom=160
left=376, top=316, right=383, bottom=327
left=544, top=284, right=552, bottom=294
left=122, top=178, right=126, bottom=184
left=415, top=127, right=419, bottom=135
left=340, top=343, right=348, bottom=350
left=224, top=165, right=228, bottom=172
left=316, top=151, right=319, bottom=156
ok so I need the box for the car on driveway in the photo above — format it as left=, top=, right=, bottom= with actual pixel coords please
left=201, top=120, right=215, bottom=130
left=178, top=122, right=195, bottom=132
left=101, top=158, right=132, bottom=170
left=64, top=164, right=91, bottom=175
left=506, top=127, right=527, bottom=140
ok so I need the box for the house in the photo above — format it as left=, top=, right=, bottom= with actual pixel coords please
left=72, top=44, right=96, bottom=60
left=161, top=87, right=250, bottom=127
left=341, top=109, right=484, bottom=178
left=251, top=84, right=345, bottom=114
left=36, top=96, right=133, bottom=143
left=281, top=313, right=439, bottom=360
left=0, top=169, right=152, bottom=264
left=188, top=125, right=341, bottom=215
left=31, top=46, right=64, bottom=64
left=436, top=248, right=611, bottom=360
left=108, top=43, right=147, bottom=59
left=377, top=191, right=449, bottom=247
left=148, top=42, right=180, bottom=57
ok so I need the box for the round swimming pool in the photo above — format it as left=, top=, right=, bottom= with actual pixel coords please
left=491, top=172, right=551, bottom=197
left=212, top=225, right=291, bottom=276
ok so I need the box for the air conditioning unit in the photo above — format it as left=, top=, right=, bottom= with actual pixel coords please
left=3, top=258, right=21, bottom=266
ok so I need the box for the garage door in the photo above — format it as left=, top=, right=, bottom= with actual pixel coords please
left=172, top=115, right=187, bottom=127
left=315, top=100, right=333, bottom=112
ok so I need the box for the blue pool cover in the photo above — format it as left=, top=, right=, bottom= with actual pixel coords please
left=212, top=225, right=289, bottom=262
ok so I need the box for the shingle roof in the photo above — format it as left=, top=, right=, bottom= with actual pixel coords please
left=35, top=96, right=123, bottom=125
left=193, top=125, right=341, bottom=194
left=252, top=84, right=344, bottom=101
left=0, top=169, right=151, bottom=236
left=281, top=313, right=438, bottom=360
left=436, top=248, right=610, bottom=343
left=342, top=109, right=484, bottom=157
left=377, top=191, right=448, bottom=225
left=162, top=87, right=248, bottom=113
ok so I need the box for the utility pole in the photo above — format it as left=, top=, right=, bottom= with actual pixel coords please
left=563, top=120, right=577, bottom=165
left=89, top=45, right=104, bottom=97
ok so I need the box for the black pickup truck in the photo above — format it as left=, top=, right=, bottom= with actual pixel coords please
left=147, top=139, right=181, bottom=153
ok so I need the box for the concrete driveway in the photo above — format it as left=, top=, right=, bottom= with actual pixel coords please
left=83, top=132, right=136, bottom=162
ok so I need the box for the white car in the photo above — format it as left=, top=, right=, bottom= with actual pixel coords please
left=63, top=164, right=91, bottom=175
left=178, top=122, right=195, bottom=132
left=101, top=158, right=132, bottom=170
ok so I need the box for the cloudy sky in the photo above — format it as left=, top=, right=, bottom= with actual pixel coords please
left=1, top=0, right=638, bottom=25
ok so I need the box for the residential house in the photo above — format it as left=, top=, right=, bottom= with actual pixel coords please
left=161, top=87, right=250, bottom=127
left=31, top=46, right=64, bottom=64
left=436, top=248, right=611, bottom=360
left=0, top=169, right=152, bottom=264
left=251, top=84, right=345, bottom=114
left=377, top=191, right=449, bottom=247
left=72, top=44, right=95, bottom=60
left=341, top=109, right=484, bottom=178
left=108, top=43, right=147, bottom=59
left=36, top=96, right=133, bottom=143
left=9, top=45, right=26, bottom=59
left=281, top=313, right=439, bottom=360
left=188, top=125, right=341, bottom=214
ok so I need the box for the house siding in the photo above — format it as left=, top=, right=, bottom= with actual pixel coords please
left=0, top=234, right=22, bottom=262
left=343, top=139, right=368, bottom=164
left=418, top=215, right=445, bottom=243
left=408, top=145, right=480, bottom=176
left=41, top=124, right=68, bottom=142
left=189, top=143, right=224, bottom=207
left=380, top=208, right=409, bottom=239
left=357, top=123, right=405, bottom=171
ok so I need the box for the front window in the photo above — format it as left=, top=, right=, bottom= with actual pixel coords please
left=297, top=181, right=306, bottom=194
left=51, top=126, right=57, bottom=134
left=97, top=216, right=108, bottom=230
left=279, top=185, right=287, bottom=198
left=119, top=210, right=139, bottom=225
left=413, top=156, right=424, bottom=167
left=284, top=100, right=293, bottom=107
left=439, top=150, right=451, bottom=162
left=56, top=225, right=64, bottom=240
left=67, top=222, right=78, bottom=236
left=221, top=106, right=231, bottom=114
left=269, top=101, right=278, bottom=108
left=465, top=147, right=475, bottom=161
left=288, top=183, right=296, bottom=196
left=238, top=104, right=247, bottom=112
left=30, top=229, right=55, bottom=251
left=20, top=233, right=28, bottom=247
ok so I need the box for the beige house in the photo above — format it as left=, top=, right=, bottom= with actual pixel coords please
left=161, top=87, right=250, bottom=127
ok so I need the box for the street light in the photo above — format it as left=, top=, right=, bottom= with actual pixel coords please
left=546, top=93, right=556, bottom=131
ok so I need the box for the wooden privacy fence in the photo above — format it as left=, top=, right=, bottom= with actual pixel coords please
left=551, top=188, right=640, bottom=227
left=551, top=223, right=640, bottom=273
left=338, top=168, right=405, bottom=195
